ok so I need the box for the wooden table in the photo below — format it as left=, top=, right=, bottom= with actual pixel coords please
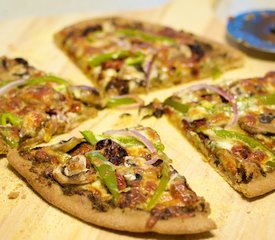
left=0, top=0, right=274, bottom=239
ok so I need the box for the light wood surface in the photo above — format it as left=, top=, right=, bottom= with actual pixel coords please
left=0, top=1, right=274, bottom=239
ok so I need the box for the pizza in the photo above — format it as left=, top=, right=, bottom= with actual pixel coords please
left=7, top=126, right=216, bottom=234
left=162, top=72, right=275, bottom=198
left=0, top=56, right=101, bottom=154
left=54, top=17, right=243, bottom=96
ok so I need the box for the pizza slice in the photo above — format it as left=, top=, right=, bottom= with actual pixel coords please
left=7, top=126, right=216, bottom=234
left=0, top=56, right=101, bottom=154
left=54, top=17, right=243, bottom=96
left=163, top=72, right=275, bottom=198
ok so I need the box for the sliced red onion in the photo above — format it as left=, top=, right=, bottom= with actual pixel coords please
left=103, top=128, right=161, bottom=165
left=128, top=129, right=157, bottom=153
left=176, top=83, right=238, bottom=127
left=144, top=154, right=160, bottom=165
left=145, top=53, right=157, bottom=89
left=0, top=79, right=26, bottom=96
left=104, top=128, right=156, bottom=153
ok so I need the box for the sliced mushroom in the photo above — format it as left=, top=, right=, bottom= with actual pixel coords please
left=52, top=155, right=96, bottom=185
left=239, top=112, right=275, bottom=135
left=68, top=85, right=101, bottom=106
left=52, top=137, right=85, bottom=153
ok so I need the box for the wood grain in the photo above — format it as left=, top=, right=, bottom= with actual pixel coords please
left=0, top=0, right=274, bottom=239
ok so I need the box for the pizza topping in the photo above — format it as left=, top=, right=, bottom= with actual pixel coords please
left=52, top=137, right=85, bottom=153
left=239, top=113, right=275, bottom=135
left=145, top=163, right=170, bottom=210
left=52, top=164, right=96, bottom=185
left=0, top=113, right=22, bottom=127
left=106, top=94, right=144, bottom=109
left=82, top=25, right=102, bottom=36
left=164, top=97, right=189, bottom=114
left=259, top=113, right=275, bottom=124
left=144, top=53, right=157, bottom=88
left=26, top=75, right=68, bottom=87
left=95, top=139, right=127, bottom=166
left=103, top=129, right=157, bottom=155
left=69, top=85, right=101, bottom=105
left=139, top=99, right=164, bottom=119
left=116, top=28, right=176, bottom=44
left=214, top=129, right=275, bottom=165
left=105, top=77, right=129, bottom=95
left=88, top=50, right=129, bottom=67
left=63, top=155, right=88, bottom=176
left=0, top=79, right=26, bottom=95
left=188, top=43, right=205, bottom=62
left=86, top=151, right=120, bottom=202
left=0, top=126, right=20, bottom=148
left=259, top=93, right=275, bottom=105
left=177, top=84, right=238, bottom=127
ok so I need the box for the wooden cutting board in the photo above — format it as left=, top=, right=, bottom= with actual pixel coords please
left=0, top=1, right=274, bottom=239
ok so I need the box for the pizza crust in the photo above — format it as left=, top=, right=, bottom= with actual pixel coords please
left=166, top=111, right=275, bottom=198
left=7, top=149, right=216, bottom=234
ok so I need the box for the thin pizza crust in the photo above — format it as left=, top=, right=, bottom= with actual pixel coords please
left=166, top=111, right=275, bottom=198
left=7, top=149, right=216, bottom=234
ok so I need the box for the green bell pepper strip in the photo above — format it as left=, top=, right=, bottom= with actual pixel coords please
left=88, top=50, right=129, bottom=67
left=80, top=130, right=165, bottom=152
left=0, top=113, right=22, bottom=127
left=0, top=80, right=13, bottom=87
left=258, top=93, right=275, bottom=105
left=145, top=162, right=170, bottom=210
left=214, top=129, right=275, bottom=165
left=0, top=128, right=19, bottom=148
left=164, top=97, right=189, bottom=114
left=27, top=75, right=69, bottom=86
left=211, top=67, right=222, bottom=80
left=106, top=97, right=137, bottom=108
left=125, top=52, right=145, bottom=65
left=86, top=151, right=120, bottom=202
left=266, top=161, right=275, bottom=168
left=117, top=29, right=175, bottom=44
left=81, top=130, right=97, bottom=145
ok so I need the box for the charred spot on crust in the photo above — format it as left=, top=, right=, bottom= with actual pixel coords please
left=191, top=118, right=207, bottom=129
left=237, top=166, right=253, bottom=184
left=158, top=27, right=178, bottom=38
left=119, top=188, right=147, bottom=208
left=44, top=167, right=54, bottom=179
left=95, top=139, right=127, bottom=165
left=1, top=58, right=8, bottom=69
left=191, top=68, right=199, bottom=77
left=188, top=43, right=205, bottom=61
left=14, top=58, right=29, bottom=66
left=63, top=186, right=85, bottom=196
left=62, top=31, right=75, bottom=46
left=88, top=193, right=112, bottom=212
left=151, top=206, right=195, bottom=220
left=105, top=78, right=129, bottom=95
left=81, top=24, right=102, bottom=36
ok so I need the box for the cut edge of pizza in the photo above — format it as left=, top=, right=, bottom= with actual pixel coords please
left=7, top=126, right=216, bottom=234
left=0, top=56, right=101, bottom=155
left=54, top=16, right=244, bottom=96
left=162, top=72, right=275, bottom=198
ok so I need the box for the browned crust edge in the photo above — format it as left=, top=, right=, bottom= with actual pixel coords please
left=166, top=110, right=275, bottom=198
left=7, top=149, right=216, bottom=234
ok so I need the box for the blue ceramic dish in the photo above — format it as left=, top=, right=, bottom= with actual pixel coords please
left=227, top=10, right=275, bottom=53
